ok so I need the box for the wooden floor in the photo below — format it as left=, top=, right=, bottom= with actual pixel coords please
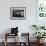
left=0, top=42, right=46, bottom=46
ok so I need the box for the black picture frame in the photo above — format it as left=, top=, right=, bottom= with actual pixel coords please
left=10, top=7, right=26, bottom=20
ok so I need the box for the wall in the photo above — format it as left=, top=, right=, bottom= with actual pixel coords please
left=0, top=0, right=36, bottom=42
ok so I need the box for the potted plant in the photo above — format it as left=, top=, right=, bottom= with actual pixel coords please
left=33, top=32, right=46, bottom=43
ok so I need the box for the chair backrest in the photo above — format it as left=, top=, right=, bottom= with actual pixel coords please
left=11, top=27, right=18, bottom=34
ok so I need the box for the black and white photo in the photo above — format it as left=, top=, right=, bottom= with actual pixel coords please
left=10, top=7, right=26, bottom=20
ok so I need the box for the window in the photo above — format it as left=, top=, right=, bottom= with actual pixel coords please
left=37, top=0, right=46, bottom=18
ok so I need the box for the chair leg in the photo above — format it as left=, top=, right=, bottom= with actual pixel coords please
left=4, top=41, right=7, bottom=46
left=4, top=33, right=7, bottom=46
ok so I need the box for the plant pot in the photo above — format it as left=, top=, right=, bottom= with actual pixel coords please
left=37, top=39, right=40, bottom=43
left=40, top=38, right=45, bottom=43
left=37, top=39, right=45, bottom=44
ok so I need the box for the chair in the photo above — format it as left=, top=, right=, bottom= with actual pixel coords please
left=4, top=27, right=19, bottom=46
left=18, top=33, right=30, bottom=46
left=4, top=33, right=18, bottom=46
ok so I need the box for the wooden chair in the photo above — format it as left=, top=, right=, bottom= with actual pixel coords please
left=4, top=33, right=18, bottom=46
left=18, top=33, right=30, bottom=46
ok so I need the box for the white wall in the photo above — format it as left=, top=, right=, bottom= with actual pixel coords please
left=0, top=0, right=37, bottom=42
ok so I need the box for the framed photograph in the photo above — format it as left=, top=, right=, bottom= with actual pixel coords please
left=10, top=7, right=26, bottom=20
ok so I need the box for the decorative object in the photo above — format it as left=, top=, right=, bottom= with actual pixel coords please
left=10, top=7, right=26, bottom=20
